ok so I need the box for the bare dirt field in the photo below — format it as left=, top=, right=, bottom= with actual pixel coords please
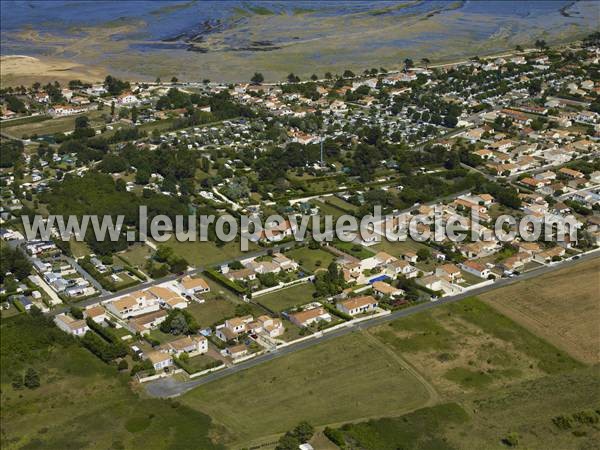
left=481, top=257, right=600, bottom=364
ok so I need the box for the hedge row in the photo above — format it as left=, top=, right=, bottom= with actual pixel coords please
left=174, top=356, right=222, bottom=375
left=204, top=269, right=247, bottom=296
left=323, top=302, right=352, bottom=321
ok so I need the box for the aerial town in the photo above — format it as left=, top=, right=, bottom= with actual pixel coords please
left=1, top=7, right=599, bottom=449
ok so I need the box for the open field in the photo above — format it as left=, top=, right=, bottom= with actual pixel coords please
left=371, top=297, right=582, bottom=396
left=118, top=244, right=153, bottom=268
left=331, top=240, right=375, bottom=260
left=371, top=238, right=431, bottom=257
left=181, top=331, right=432, bottom=447
left=312, top=200, right=348, bottom=220
left=157, top=238, right=258, bottom=268
left=69, top=238, right=92, bottom=259
left=254, top=282, right=316, bottom=312
left=335, top=366, right=600, bottom=450
left=286, top=246, right=336, bottom=273
left=322, top=195, right=359, bottom=213
left=0, top=314, right=224, bottom=449
left=186, top=299, right=237, bottom=329
left=1, top=109, right=107, bottom=138
left=480, top=257, right=600, bottom=364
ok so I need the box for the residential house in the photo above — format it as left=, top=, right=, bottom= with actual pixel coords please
left=147, top=351, right=173, bottom=371
left=162, top=335, right=208, bottom=357
left=559, top=167, right=585, bottom=179
left=225, top=268, right=256, bottom=282
left=83, top=305, right=107, bottom=324
left=435, top=264, right=463, bottom=283
left=372, top=281, right=404, bottom=298
left=106, top=291, right=160, bottom=319
left=288, top=307, right=332, bottom=327
left=147, top=285, right=188, bottom=309
left=401, top=251, right=418, bottom=263
left=386, top=259, right=419, bottom=278
left=179, top=275, right=210, bottom=295
left=533, top=246, right=566, bottom=263
left=54, top=313, right=89, bottom=336
left=127, top=310, right=168, bottom=335
left=336, top=296, right=379, bottom=316
left=254, top=315, right=285, bottom=338
left=460, top=260, right=491, bottom=279
left=216, top=315, right=254, bottom=341
left=226, top=344, right=248, bottom=360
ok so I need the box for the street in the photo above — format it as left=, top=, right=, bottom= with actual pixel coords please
left=144, top=249, right=599, bottom=398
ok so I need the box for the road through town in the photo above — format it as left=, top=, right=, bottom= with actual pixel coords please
left=145, top=249, right=599, bottom=398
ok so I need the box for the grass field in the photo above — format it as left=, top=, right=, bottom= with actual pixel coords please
left=181, top=331, right=431, bottom=447
left=372, top=297, right=582, bottom=396
left=312, top=200, right=348, bottom=220
left=3, top=110, right=106, bottom=138
left=69, top=238, right=92, bottom=259
left=331, top=240, right=375, bottom=260
left=337, top=403, right=469, bottom=450
left=370, top=238, right=431, bottom=257
left=480, top=258, right=600, bottom=364
left=254, top=282, right=316, bottom=312
left=322, top=195, right=359, bottom=213
left=157, top=238, right=258, bottom=268
left=118, top=244, right=153, bottom=268
left=186, top=299, right=238, bottom=329
left=333, top=366, right=600, bottom=450
left=0, top=314, right=224, bottom=449
left=286, top=246, right=336, bottom=273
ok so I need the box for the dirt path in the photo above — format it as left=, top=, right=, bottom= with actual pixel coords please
left=362, top=329, right=440, bottom=406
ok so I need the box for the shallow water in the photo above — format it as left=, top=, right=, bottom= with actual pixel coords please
left=1, top=1, right=597, bottom=82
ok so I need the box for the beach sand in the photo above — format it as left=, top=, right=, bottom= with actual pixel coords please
left=1, top=55, right=106, bottom=87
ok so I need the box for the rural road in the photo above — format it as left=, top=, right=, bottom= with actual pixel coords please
left=145, top=249, right=599, bottom=398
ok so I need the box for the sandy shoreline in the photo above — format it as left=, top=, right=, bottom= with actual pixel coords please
left=1, top=55, right=107, bottom=87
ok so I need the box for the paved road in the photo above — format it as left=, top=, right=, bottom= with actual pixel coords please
left=47, top=240, right=298, bottom=315
left=145, top=250, right=599, bottom=398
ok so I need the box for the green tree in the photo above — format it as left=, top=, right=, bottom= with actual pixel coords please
left=251, top=72, right=264, bottom=84
left=131, top=105, right=138, bottom=123
left=70, top=306, right=83, bottom=320
left=24, top=368, right=40, bottom=389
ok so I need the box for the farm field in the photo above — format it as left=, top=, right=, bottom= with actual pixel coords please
left=254, top=282, right=316, bottom=312
left=480, top=257, right=600, bottom=364
left=286, top=246, right=336, bottom=273
left=181, top=331, right=432, bottom=447
left=371, top=297, right=582, bottom=396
